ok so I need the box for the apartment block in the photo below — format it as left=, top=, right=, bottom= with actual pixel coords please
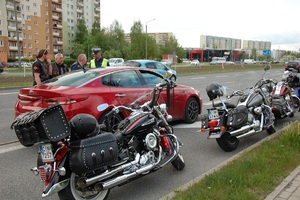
left=0, top=0, right=101, bottom=60
left=200, top=35, right=242, bottom=50
left=63, top=0, right=100, bottom=56
left=125, top=32, right=173, bottom=46
left=242, top=40, right=271, bottom=50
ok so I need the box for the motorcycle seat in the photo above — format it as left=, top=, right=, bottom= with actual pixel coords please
left=213, top=102, right=236, bottom=108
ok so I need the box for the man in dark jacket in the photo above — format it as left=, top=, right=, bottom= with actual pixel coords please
left=71, top=54, right=87, bottom=71
left=51, top=53, right=69, bottom=77
left=32, top=49, right=52, bottom=85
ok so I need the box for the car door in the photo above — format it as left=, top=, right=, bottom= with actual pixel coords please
left=154, top=62, right=169, bottom=76
left=106, top=70, right=145, bottom=112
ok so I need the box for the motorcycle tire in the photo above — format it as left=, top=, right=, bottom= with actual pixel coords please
left=292, top=96, right=300, bottom=110
left=58, top=173, right=110, bottom=200
left=171, top=154, right=185, bottom=170
left=216, top=133, right=239, bottom=152
left=266, top=125, right=276, bottom=135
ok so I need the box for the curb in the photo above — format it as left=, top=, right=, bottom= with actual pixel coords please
left=160, top=120, right=299, bottom=200
left=0, top=86, right=26, bottom=91
left=264, top=165, right=300, bottom=200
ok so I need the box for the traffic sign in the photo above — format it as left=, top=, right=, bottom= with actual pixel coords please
left=263, top=50, right=271, bottom=56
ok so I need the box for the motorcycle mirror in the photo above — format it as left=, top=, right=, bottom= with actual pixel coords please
left=164, top=70, right=173, bottom=79
left=264, top=65, right=270, bottom=71
left=97, top=103, right=109, bottom=112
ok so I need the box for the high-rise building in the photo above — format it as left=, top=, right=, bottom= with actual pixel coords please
left=0, top=0, right=101, bottom=60
left=242, top=40, right=271, bottom=50
left=124, top=32, right=173, bottom=46
left=63, top=0, right=100, bottom=56
left=200, top=35, right=242, bottom=50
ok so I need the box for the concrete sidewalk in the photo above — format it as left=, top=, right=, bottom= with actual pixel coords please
left=265, top=165, right=300, bottom=200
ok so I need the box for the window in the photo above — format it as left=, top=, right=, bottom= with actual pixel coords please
left=27, top=25, right=31, bottom=30
left=28, top=43, right=32, bottom=48
left=0, top=20, right=1, bottom=26
left=33, top=3, right=37, bottom=7
left=145, top=62, right=156, bottom=69
left=26, top=6, right=30, bottom=11
left=45, top=19, right=48, bottom=24
left=45, top=2, right=48, bottom=7
left=36, top=48, right=39, bottom=52
left=23, top=33, right=26, bottom=38
left=155, top=62, right=167, bottom=70
left=0, top=41, right=3, bottom=46
left=34, top=12, right=37, bottom=16
left=45, top=28, right=49, bottom=33
left=45, top=11, right=48, bottom=16
left=46, top=36, right=49, bottom=41
left=34, top=21, right=38, bottom=26
left=28, top=34, right=32, bottom=39
left=21, top=14, right=24, bottom=19
left=35, top=31, right=38, bottom=35
left=103, top=71, right=142, bottom=88
left=23, top=52, right=26, bottom=57
left=46, top=45, right=49, bottom=50
left=23, top=43, right=26, bottom=48
left=27, top=15, right=31, bottom=20
left=35, top=39, right=39, bottom=43
left=140, top=71, right=162, bottom=87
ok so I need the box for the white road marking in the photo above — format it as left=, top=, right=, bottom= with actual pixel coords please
left=0, top=143, right=25, bottom=155
left=215, top=75, right=228, bottom=78
left=191, top=77, right=206, bottom=80
left=0, top=92, right=19, bottom=95
left=173, top=121, right=202, bottom=129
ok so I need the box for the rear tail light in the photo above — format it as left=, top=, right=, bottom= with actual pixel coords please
left=208, top=120, right=219, bottom=127
left=45, top=95, right=89, bottom=105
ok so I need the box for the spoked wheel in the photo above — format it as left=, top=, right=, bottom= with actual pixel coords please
left=171, top=154, right=185, bottom=170
left=184, top=97, right=199, bottom=124
left=58, top=173, right=110, bottom=200
left=216, top=133, right=239, bottom=152
left=292, top=96, right=300, bottom=111
left=267, top=124, right=276, bottom=135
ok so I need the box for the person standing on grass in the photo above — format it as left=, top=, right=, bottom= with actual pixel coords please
left=51, top=53, right=69, bottom=77
left=32, top=49, right=52, bottom=86
left=71, top=54, right=87, bottom=71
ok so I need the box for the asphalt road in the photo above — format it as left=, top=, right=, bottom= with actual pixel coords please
left=0, top=68, right=296, bottom=200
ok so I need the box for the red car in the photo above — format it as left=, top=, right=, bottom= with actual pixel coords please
left=15, top=67, right=202, bottom=124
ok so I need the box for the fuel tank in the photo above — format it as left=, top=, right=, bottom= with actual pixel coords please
left=272, top=83, right=290, bottom=97
left=118, top=112, right=156, bottom=136
left=246, top=93, right=263, bottom=108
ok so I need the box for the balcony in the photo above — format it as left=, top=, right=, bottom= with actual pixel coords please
left=54, top=49, right=60, bottom=53
left=94, top=13, right=99, bottom=18
left=77, top=2, right=84, bottom=7
left=9, top=46, right=18, bottom=51
left=8, top=26, right=17, bottom=31
left=77, top=9, right=83, bottom=14
left=56, top=41, right=63, bottom=45
left=56, top=24, right=63, bottom=29
left=95, top=7, right=100, bottom=12
left=6, top=5, right=14, bottom=11
left=52, top=0, right=62, bottom=4
left=8, top=36, right=16, bottom=41
left=53, top=32, right=59, bottom=36
left=56, top=7, right=62, bottom=12
left=52, top=15, right=59, bottom=20
left=17, top=17, right=22, bottom=22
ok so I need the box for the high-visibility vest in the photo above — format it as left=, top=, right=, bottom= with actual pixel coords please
left=90, top=58, right=108, bottom=68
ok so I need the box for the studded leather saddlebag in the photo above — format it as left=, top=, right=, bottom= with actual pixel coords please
left=11, top=105, right=70, bottom=146
left=69, top=133, right=118, bottom=174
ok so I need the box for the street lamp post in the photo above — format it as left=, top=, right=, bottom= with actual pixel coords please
left=145, top=19, right=155, bottom=59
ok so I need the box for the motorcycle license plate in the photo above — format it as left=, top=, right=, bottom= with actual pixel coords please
left=39, top=144, right=54, bottom=162
left=208, top=109, right=219, bottom=120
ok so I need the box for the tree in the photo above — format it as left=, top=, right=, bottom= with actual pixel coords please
left=74, top=19, right=88, bottom=44
left=129, top=20, right=145, bottom=59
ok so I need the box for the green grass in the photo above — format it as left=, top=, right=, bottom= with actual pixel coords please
left=0, top=75, right=32, bottom=87
left=171, top=122, right=300, bottom=200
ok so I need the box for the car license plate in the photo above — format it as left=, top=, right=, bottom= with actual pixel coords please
left=208, top=109, right=219, bottom=120
left=40, top=144, right=54, bottom=162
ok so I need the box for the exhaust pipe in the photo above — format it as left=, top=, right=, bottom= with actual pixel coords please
left=95, top=147, right=163, bottom=191
left=81, top=154, right=141, bottom=186
left=236, top=130, right=257, bottom=139
left=230, top=125, right=252, bottom=136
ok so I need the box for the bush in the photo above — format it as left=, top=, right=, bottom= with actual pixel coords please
left=64, top=58, right=76, bottom=67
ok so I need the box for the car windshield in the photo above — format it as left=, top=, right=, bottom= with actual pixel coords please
left=45, top=70, right=100, bottom=86
left=123, top=61, right=141, bottom=67
left=109, top=58, right=117, bottom=63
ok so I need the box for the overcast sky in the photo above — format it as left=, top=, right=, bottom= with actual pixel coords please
left=101, top=0, right=300, bottom=51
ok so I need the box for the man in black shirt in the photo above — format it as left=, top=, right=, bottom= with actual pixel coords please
left=51, top=53, right=69, bottom=77
left=32, top=49, right=52, bottom=86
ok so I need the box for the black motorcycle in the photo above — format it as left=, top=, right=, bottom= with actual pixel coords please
left=11, top=77, right=185, bottom=200
left=201, top=67, right=276, bottom=152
